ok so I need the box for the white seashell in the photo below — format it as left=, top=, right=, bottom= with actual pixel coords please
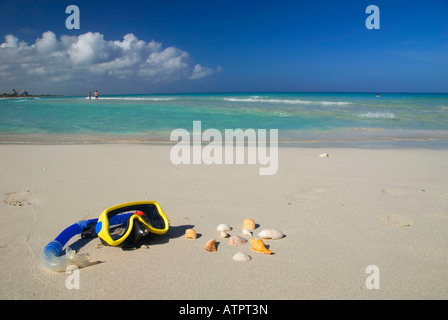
left=232, top=251, right=251, bottom=262
left=319, top=153, right=330, bottom=158
left=258, top=229, right=284, bottom=240
left=242, top=228, right=252, bottom=236
left=217, top=224, right=232, bottom=232
left=220, top=231, right=228, bottom=238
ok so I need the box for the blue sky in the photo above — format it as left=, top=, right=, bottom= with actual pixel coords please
left=0, top=0, right=447, bottom=95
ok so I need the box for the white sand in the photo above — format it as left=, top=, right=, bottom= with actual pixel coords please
left=0, top=144, right=447, bottom=299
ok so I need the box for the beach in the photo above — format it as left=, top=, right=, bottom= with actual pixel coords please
left=1, top=143, right=447, bottom=299
left=2, top=0, right=448, bottom=304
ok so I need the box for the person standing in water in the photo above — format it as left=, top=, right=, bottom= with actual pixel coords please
left=95, top=90, right=99, bottom=99
left=88, top=91, right=91, bottom=100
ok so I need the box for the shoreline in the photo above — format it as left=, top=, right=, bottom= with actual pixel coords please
left=0, top=95, right=63, bottom=99
left=0, top=93, right=65, bottom=99
left=1, top=134, right=448, bottom=149
left=0, top=144, right=447, bottom=299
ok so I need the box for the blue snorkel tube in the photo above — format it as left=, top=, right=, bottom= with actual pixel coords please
left=40, top=218, right=98, bottom=272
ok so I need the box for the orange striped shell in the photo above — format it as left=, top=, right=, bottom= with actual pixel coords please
left=205, top=239, right=217, bottom=252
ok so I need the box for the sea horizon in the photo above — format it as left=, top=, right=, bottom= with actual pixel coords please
left=60, top=91, right=448, bottom=98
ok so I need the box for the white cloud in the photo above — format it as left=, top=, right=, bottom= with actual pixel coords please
left=0, top=31, right=221, bottom=93
left=35, top=31, right=58, bottom=54
left=0, top=34, right=19, bottom=48
left=189, top=64, right=222, bottom=80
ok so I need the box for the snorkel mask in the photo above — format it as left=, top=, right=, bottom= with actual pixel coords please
left=40, top=201, right=169, bottom=272
left=95, top=201, right=169, bottom=247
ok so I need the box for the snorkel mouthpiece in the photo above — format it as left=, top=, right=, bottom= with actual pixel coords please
left=40, top=219, right=96, bottom=272
left=40, top=240, right=91, bottom=272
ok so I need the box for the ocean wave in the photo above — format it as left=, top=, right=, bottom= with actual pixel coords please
left=223, top=97, right=351, bottom=105
left=320, top=101, right=352, bottom=106
left=358, top=112, right=396, bottom=119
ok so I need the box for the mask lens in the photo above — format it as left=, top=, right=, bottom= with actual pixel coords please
left=106, top=204, right=166, bottom=239
left=138, top=204, right=166, bottom=230
left=108, top=211, right=134, bottom=240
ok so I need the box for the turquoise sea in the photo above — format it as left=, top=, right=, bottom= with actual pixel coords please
left=1, top=92, right=448, bottom=146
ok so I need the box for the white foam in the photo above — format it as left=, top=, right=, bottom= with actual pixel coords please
left=224, top=97, right=311, bottom=104
left=320, top=101, right=352, bottom=106
left=358, top=112, right=396, bottom=119
left=223, top=97, right=351, bottom=105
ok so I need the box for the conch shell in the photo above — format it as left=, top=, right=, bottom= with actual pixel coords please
left=227, top=235, right=247, bottom=246
left=205, top=239, right=217, bottom=252
left=250, top=238, right=272, bottom=255
left=185, top=229, right=197, bottom=239
left=258, top=229, right=284, bottom=240
left=243, top=218, right=255, bottom=231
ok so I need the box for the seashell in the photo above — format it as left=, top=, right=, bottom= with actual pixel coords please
left=233, top=251, right=251, bottom=262
left=250, top=238, right=272, bottom=255
left=220, top=231, right=228, bottom=238
left=205, top=239, right=217, bottom=252
left=185, top=229, right=197, bottom=239
left=319, top=153, right=330, bottom=158
left=217, top=224, right=232, bottom=232
left=243, top=218, right=256, bottom=231
left=227, top=235, right=247, bottom=246
left=258, top=229, right=284, bottom=240
left=242, top=228, right=252, bottom=236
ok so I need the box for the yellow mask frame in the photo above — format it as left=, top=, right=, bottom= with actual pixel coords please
left=95, top=201, right=169, bottom=246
